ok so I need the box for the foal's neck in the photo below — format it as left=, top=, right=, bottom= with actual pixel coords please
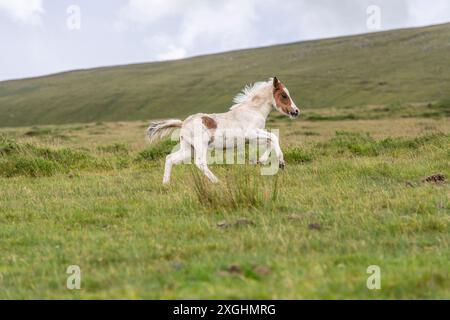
left=251, top=101, right=273, bottom=120
left=238, top=86, right=274, bottom=120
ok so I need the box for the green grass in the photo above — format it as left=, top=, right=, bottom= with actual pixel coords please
left=191, top=166, right=279, bottom=210
left=319, top=131, right=448, bottom=157
left=1, top=23, right=450, bottom=127
left=0, top=119, right=448, bottom=299
left=136, top=139, right=179, bottom=162
left=0, top=137, right=112, bottom=178
left=0, top=23, right=450, bottom=299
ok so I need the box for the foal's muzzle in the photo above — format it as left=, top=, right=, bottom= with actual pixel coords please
left=290, top=109, right=300, bottom=118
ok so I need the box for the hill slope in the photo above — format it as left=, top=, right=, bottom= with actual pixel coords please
left=1, top=23, right=450, bottom=127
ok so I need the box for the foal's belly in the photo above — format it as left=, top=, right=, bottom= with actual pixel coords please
left=209, top=129, right=251, bottom=150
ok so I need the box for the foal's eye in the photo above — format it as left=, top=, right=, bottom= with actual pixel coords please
left=281, top=93, right=288, bottom=99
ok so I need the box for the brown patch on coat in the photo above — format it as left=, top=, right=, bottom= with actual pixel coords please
left=273, top=78, right=293, bottom=115
left=202, top=116, right=217, bottom=130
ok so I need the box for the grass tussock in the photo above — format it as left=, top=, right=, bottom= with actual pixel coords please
left=284, top=147, right=314, bottom=164
left=423, top=99, right=450, bottom=118
left=23, top=127, right=70, bottom=140
left=190, top=166, right=279, bottom=210
left=300, top=99, right=450, bottom=122
left=136, top=139, right=179, bottom=162
left=321, top=131, right=449, bottom=157
left=23, top=127, right=54, bottom=137
left=0, top=137, right=107, bottom=177
left=304, top=113, right=358, bottom=121
left=97, top=143, right=129, bottom=155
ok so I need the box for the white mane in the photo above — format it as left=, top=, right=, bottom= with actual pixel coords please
left=230, top=79, right=273, bottom=110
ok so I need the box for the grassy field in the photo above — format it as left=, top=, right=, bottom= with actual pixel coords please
left=0, top=23, right=449, bottom=299
left=0, top=23, right=450, bottom=127
left=0, top=108, right=449, bottom=299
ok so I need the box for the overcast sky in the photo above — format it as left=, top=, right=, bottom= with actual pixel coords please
left=1, top=0, right=450, bottom=81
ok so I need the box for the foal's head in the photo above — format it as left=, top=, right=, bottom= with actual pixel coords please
left=272, top=77, right=300, bottom=118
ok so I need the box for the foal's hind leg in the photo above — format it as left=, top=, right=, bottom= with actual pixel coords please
left=195, top=155, right=219, bottom=183
left=192, top=139, right=219, bottom=183
left=163, top=141, right=191, bottom=184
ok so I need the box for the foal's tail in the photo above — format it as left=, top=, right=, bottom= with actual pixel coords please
left=146, top=119, right=183, bottom=144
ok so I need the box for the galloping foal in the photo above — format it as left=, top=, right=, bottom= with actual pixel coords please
left=147, top=77, right=300, bottom=184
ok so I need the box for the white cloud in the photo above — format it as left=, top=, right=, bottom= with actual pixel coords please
left=144, top=35, right=187, bottom=60
left=407, top=0, right=450, bottom=26
left=117, top=0, right=270, bottom=61
left=0, top=0, right=44, bottom=25
left=119, top=0, right=185, bottom=26
left=157, top=46, right=187, bottom=60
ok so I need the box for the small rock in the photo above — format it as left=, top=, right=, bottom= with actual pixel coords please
left=227, top=264, right=243, bottom=274
left=423, top=174, right=446, bottom=184
left=217, top=221, right=230, bottom=229
left=171, top=262, right=184, bottom=271
left=287, top=214, right=303, bottom=220
left=217, top=219, right=255, bottom=229
left=308, top=223, right=322, bottom=231
left=235, top=219, right=255, bottom=227
left=253, top=265, right=271, bottom=276
left=405, top=181, right=414, bottom=188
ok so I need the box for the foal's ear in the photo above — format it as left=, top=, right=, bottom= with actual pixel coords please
left=273, top=77, right=281, bottom=90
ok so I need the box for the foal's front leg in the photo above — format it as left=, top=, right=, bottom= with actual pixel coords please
left=253, top=129, right=285, bottom=169
left=258, top=143, right=273, bottom=165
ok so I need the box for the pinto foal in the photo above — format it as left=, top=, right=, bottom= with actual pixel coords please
left=147, top=77, right=300, bottom=184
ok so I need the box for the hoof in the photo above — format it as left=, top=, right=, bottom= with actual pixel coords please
left=279, top=162, right=285, bottom=170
